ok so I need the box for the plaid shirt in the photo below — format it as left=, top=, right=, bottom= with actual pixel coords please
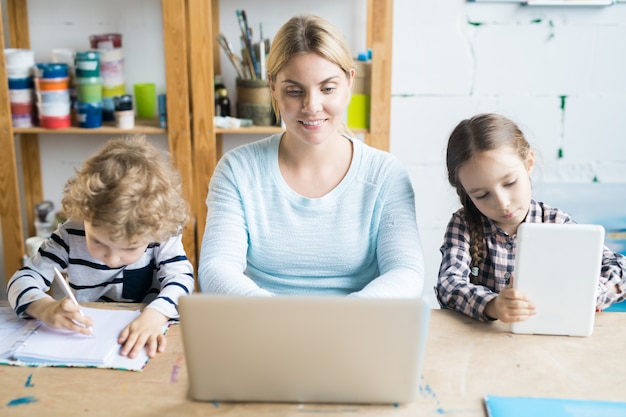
left=436, top=199, right=626, bottom=321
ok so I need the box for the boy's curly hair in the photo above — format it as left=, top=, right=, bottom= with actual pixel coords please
left=62, top=134, right=189, bottom=243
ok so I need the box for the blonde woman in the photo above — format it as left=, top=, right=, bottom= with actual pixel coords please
left=198, top=15, right=424, bottom=297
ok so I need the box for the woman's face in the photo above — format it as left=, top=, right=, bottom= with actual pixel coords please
left=270, top=52, right=353, bottom=146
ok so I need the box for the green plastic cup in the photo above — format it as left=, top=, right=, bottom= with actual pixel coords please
left=133, top=83, right=156, bottom=119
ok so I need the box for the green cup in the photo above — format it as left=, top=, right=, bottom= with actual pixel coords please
left=133, top=83, right=156, bottom=119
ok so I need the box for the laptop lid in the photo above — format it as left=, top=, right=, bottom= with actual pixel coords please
left=179, top=295, right=430, bottom=404
left=511, top=223, right=605, bottom=337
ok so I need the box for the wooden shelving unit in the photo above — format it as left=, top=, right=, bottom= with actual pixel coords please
left=1, top=0, right=394, bottom=283
left=0, top=0, right=195, bottom=283
left=186, top=0, right=394, bottom=244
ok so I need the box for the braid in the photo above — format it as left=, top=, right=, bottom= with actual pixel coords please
left=461, top=194, right=484, bottom=284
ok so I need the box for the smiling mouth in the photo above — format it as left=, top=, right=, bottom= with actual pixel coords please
left=299, top=119, right=325, bottom=126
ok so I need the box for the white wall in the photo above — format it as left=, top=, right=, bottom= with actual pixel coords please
left=3, top=0, right=626, bottom=304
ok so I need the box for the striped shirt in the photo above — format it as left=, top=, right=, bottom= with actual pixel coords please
left=7, top=220, right=195, bottom=319
left=198, top=134, right=425, bottom=297
left=437, top=199, right=626, bottom=321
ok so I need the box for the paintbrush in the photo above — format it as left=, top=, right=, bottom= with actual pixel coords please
left=217, top=33, right=246, bottom=79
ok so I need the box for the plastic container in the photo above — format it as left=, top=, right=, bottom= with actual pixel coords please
left=89, top=33, right=122, bottom=50
left=100, top=47, right=124, bottom=62
left=38, top=101, right=71, bottom=117
left=76, top=76, right=102, bottom=103
left=6, top=66, right=32, bottom=79
left=10, top=101, right=33, bottom=115
left=38, top=89, right=70, bottom=103
left=39, top=114, right=71, bottom=129
left=101, top=97, right=116, bottom=121
left=9, top=88, right=33, bottom=103
left=134, top=83, right=156, bottom=119
left=77, top=101, right=103, bottom=128
left=35, top=77, right=69, bottom=91
left=34, top=62, right=68, bottom=79
left=74, top=51, right=100, bottom=77
left=11, top=113, right=34, bottom=128
left=113, top=94, right=133, bottom=111
left=102, top=84, right=125, bottom=97
left=51, top=48, right=75, bottom=66
left=4, top=48, right=34, bottom=65
left=114, top=110, right=134, bottom=129
left=8, top=77, right=34, bottom=89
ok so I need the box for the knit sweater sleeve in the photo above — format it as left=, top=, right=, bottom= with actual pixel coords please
left=350, top=153, right=424, bottom=298
left=197, top=138, right=274, bottom=296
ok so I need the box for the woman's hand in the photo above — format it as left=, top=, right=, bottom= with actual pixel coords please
left=118, top=308, right=169, bottom=359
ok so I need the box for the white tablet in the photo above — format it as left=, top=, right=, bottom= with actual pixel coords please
left=511, top=223, right=605, bottom=337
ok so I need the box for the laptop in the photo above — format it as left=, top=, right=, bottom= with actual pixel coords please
left=511, top=223, right=605, bottom=337
left=178, top=295, right=430, bottom=404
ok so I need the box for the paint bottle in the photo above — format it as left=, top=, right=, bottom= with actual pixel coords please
left=113, top=94, right=134, bottom=129
left=214, top=75, right=231, bottom=117
left=158, top=94, right=167, bottom=129
left=347, top=53, right=371, bottom=130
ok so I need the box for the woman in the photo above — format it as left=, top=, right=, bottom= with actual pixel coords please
left=198, top=15, right=424, bottom=297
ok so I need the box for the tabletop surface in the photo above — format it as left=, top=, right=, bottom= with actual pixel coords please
left=1, top=305, right=625, bottom=417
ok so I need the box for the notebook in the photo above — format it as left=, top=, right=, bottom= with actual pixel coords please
left=484, top=395, right=626, bottom=417
left=0, top=306, right=156, bottom=371
left=179, top=295, right=430, bottom=404
left=511, top=223, right=605, bottom=337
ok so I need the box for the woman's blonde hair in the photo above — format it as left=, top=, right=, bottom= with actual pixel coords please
left=266, top=14, right=355, bottom=122
left=62, top=134, right=189, bottom=243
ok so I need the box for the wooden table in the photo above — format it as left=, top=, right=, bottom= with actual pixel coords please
left=1, top=307, right=625, bottom=416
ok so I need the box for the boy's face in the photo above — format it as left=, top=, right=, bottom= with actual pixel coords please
left=84, top=221, right=150, bottom=268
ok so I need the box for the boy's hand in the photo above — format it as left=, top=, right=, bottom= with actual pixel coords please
left=485, top=276, right=536, bottom=322
left=25, top=297, right=94, bottom=335
left=118, top=308, right=169, bottom=359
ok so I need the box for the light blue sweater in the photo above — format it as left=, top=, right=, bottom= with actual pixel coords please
left=198, top=134, right=424, bottom=297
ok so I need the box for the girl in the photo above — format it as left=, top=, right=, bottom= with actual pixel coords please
left=437, top=113, right=625, bottom=322
left=198, top=15, right=424, bottom=297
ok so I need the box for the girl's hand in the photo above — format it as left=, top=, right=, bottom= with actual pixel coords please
left=25, top=297, right=94, bottom=335
left=118, top=308, right=169, bottom=359
left=485, top=277, right=536, bottom=322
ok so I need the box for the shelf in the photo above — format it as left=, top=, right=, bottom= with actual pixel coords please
left=216, top=126, right=283, bottom=135
left=215, top=126, right=368, bottom=135
left=0, top=0, right=195, bottom=282
left=14, top=120, right=166, bottom=135
left=1, top=0, right=392, bottom=282
left=187, top=0, right=393, bottom=244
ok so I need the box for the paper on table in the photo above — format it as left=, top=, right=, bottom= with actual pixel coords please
left=0, top=307, right=161, bottom=371
left=0, top=308, right=39, bottom=357
left=13, top=307, right=139, bottom=364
